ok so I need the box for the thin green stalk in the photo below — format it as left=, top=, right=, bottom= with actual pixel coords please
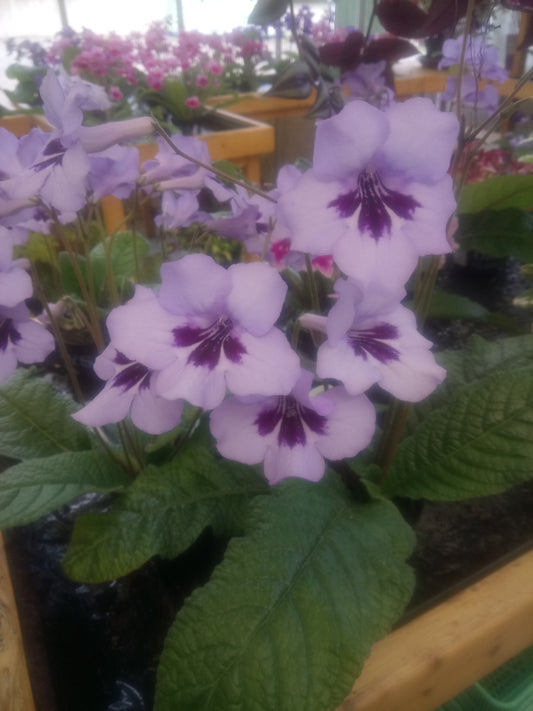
left=455, top=0, right=477, bottom=123
left=56, top=223, right=105, bottom=351
left=304, top=254, right=320, bottom=313
left=132, top=188, right=141, bottom=284
left=31, top=270, right=85, bottom=403
left=364, top=0, right=378, bottom=44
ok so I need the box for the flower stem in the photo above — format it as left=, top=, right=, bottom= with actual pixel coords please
left=151, top=118, right=277, bottom=202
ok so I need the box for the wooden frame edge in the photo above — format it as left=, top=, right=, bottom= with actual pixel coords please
left=0, top=532, right=36, bottom=711
left=338, top=547, right=533, bottom=711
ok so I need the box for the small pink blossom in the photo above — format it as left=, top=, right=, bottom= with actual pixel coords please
left=109, top=86, right=123, bottom=101
left=185, top=96, right=201, bottom=109
left=196, top=73, right=209, bottom=89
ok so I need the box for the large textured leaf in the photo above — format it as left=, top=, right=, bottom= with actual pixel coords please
left=458, top=175, right=533, bottom=213
left=0, top=370, right=90, bottom=460
left=155, top=476, right=415, bottom=711
left=63, top=447, right=268, bottom=583
left=425, top=289, right=489, bottom=320
left=458, top=209, right=533, bottom=262
left=384, top=367, right=533, bottom=501
left=0, top=451, right=128, bottom=528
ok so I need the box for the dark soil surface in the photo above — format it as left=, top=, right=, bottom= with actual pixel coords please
left=4, top=254, right=533, bottom=711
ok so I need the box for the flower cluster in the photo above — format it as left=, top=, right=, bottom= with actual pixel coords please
left=0, top=61, right=459, bottom=486
left=439, top=34, right=507, bottom=112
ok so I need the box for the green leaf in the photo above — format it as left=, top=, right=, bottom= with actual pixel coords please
left=0, top=451, right=128, bottom=528
left=457, top=175, right=533, bottom=213
left=437, top=334, right=533, bottom=389
left=425, top=289, right=489, bottom=320
left=384, top=367, right=533, bottom=501
left=249, top=0, right=289, bottom=25
left=63, top=445, right=268, bottom=583
left=90, top=231, right=150, bottom=295
left=266, top=60, right=313, bottom=99
left=457, top=209, right=533, bottom=262
left=155, top=475, right=415, bottom=711
left=0, top=371, right=90, bottom=460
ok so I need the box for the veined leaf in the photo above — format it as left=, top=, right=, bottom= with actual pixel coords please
left=155, top=475, right=415, bottom=711
left=0, top=370, right=90, bottom=460
left=458, top=209, right=533, bottom=263
left=63, top=446, right=268, bottom=582
left=458, top=175, right=533, bottom=214
left=0, top=451, right=128, bottom=528
left=385, top=367, right=533, bottom=500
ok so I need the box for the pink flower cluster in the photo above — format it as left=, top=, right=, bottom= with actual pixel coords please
left=46, top=21, right=270, bottom=98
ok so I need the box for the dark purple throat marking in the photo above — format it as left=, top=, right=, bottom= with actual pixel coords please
left=348, top=322, right=400, bottom=363
left=0, top=317, right=21, bottom=352
left=328, top=169, right=420, bottom=241
left=34, top=138, right=67, bottom=172
left=255, top=395, right=327, bottom=448
left=111, top=355, right=151, bottom=391
left=174, top=316, right=246, bottom=370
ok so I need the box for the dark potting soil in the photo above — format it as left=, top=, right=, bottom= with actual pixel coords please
left=4, top=254, right=533, bottom=711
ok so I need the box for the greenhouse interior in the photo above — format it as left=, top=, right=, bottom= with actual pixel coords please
left=1, top=1, right=533, bottom=711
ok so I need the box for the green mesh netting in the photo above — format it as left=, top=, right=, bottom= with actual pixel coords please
left=438, top=646, right=533, bottom=711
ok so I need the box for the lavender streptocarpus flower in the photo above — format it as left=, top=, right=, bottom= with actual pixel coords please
left=106, top=255, right=300, bottom=410
left=0, top=237, right=32, bottom=308
left=441, top=76, right=501, bottom=113
left=140, top=134, right=212, bottom=191
left=210, top=369, right=376, bottom=485
left=0, top=70, right=153, bottom=221
left=343, top=61, right=394, bottom=109
left=88, top=145, right=140, bottom=201
left=0, top=302, right=55, bottom=382
left=439, top=35, right=507, bottom=83
left=72, top=346, right=184, bottom=435
left=278, top=99, right=459, bottom=295
left=300, top=279, right=446, bottom=402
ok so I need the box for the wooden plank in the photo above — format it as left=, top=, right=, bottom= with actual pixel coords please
left=338, top=548, right=533, bottom=711
left=0, top=533, right=36, bottom=711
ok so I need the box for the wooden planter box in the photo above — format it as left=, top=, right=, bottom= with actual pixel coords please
left=3, top=537, right=533, bottom=711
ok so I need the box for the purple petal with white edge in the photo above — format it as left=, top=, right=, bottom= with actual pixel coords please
left=155, top=357, right=228, bottom=409
left=402, top=175, right=456, bottom=256
left=276, top=164, right=302, bottom=193
left=93, top=345, right=119, bottom=381
left=334, top=226, right=418, bottom=298
left=130, top=385, right=183, bottom=435
left=89, top=145, right=139, bottom=201
left=278, top=171, right=346, bottom=256
left=226, top=328, right=300, bottom=399
left=313, top=100, right=390, bottom=182
left=226, top=262, right=288, bottom=337
left=40, top=143, right=90, bottom=215
left=380, top=99, right=459, bottom=184
left=0, top=268, right=33, bottom=308
left=210, top=396, right=273, bottom=465
left=156, top=191, right=199, bottom=230
left=264, top=441, right=325, bottom=484
left=159, top=254, right=230, bottom=318
left=72, top=382, right=135, bottom=427
left=317, top=339, right=382, bottom=395
left=314, top=386, right=376, bottom=461
left=107, top=287, right=179, bottom=370
left=13, top=319, right=55, bottom=364
left=318, top=303, right=446, bottom=401
left=40, top=70, right=78, bottom=134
